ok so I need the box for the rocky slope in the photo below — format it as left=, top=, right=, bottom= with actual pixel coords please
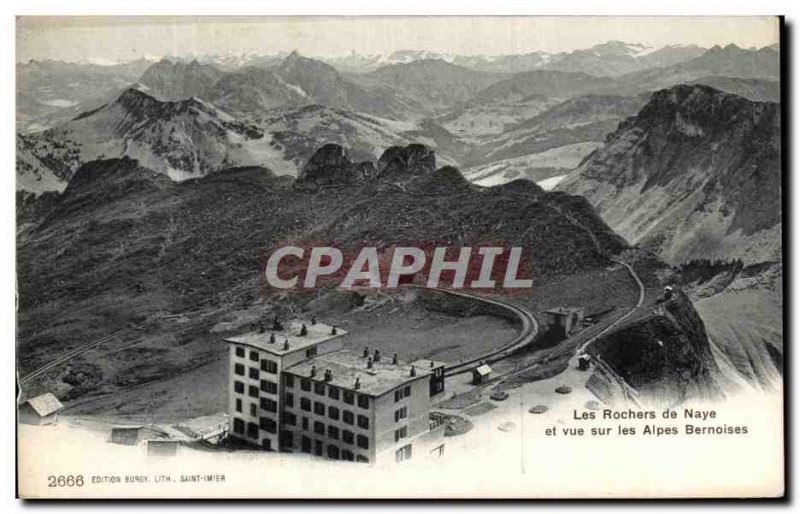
left=560, top=84, right=782, bottom=391
left=585, top=289, right=723, bottom=407
left=559, top=84, right=781, bottom=265
left=139, top=58, right=226, bottom=100
left=18, top=144, right=637, bottom=399
left=17, top=88, right=268, bottom=185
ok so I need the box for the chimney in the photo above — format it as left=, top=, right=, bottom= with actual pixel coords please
left=373, top=349, right=381, bottom=362
left=269, top=333, right=276, bottom=344
left=324, top=369, right=332, bottom=382
left=331, top=325, right=338, bottom=335
left=354, top=377, right=361, bottom=390
left=410, top=365, right=416, bottom=377
left=310, top=365, right=317, bottom=377
left=430, top=360, right=435, bottom=368
left=283, top=339, right=290, bottom=350
left=300, top=324, right=308, bottom=336
left=367, top=357, right=373, bottom=369
left=363, top=346, right=369, bottom=358
left=392, top=353, right=398, bottom=365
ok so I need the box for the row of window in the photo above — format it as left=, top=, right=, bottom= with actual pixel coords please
left=293, top=396, right=370, bottom=429
left=300, top=436, right=368, bottom=462
left=288, top=375, right=370, bottom=409
left=233, top=347, right=278, bottom=373
left=394, top=385, right=411, bottom=402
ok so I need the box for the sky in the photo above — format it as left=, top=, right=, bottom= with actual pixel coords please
left=17, top=16, right=780, bottom=64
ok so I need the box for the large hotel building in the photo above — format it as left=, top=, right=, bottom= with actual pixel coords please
left=225, top=318, right=447, bottom=464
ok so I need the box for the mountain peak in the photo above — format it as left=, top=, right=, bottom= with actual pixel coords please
left=295, top=144, right=376, bottom=190
left=377, top=144, right=436, bottom=178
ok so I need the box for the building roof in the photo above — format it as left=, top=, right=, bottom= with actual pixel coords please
left=545, top=306, right=583, bottom=315
left=224, top=320, right=347, bottom=355
left=24, top=393, right=64, bottom=417
left=285, top=349, right=431, bottom=397
left=474, top=364, right=492, bottom=376
left=176, top=413, right=229, bottom=438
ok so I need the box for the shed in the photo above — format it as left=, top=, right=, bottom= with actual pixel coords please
left=19, top=393, right=64, bottom=425
left=146, top=439, right=180, bottom=457
left=109, top=425, right=165, bottom=446
left=472, top=364, right=492, bottom=385
left=545, top=307, right=585, bottom=338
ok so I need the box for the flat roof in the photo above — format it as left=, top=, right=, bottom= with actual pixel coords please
left=285, top=350, right=431, bottom=397
left=225, top=320, right=347, bottom=355
left=410, top=359, right=448, bottom=371
left=545, top=307, right=583, bottom=315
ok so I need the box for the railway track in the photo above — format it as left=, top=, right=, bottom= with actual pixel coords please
left=411, top=286, right=540, bottom=377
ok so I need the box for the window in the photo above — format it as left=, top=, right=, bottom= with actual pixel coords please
left=314, top=440, right=323, bottom=456
left=394, top=426, right=407, bottom=442
left=343, top=391, right=354, bottom=405
left=248, top=385, right=259, bottom=398
left=233, top=418, right=244, bottom=434
left=343, top=410, right=354, bottom=425
left=285, top=412, right=297, bottom=426
left=394, top=385, right=411, bottom=402
left=356, top=435, right=369, bottom=450
left=285, top=375, right=294, bottom=388
left=357, top=415, right=369, bottom=430
left=314, top=421, right=325, bottom=436
left=300, top=398, right=311, bottom=412
left=394, top=406, right=408, bottom=422
left=343, top=430, right=354, bottom=444
left=235, top=399, right=242, bottom=413
left=284, top=392, right=294, bottom=408
left=247, top=422, right=259, bottom=439
left=249, top=351, right=259, bottom=362
left=327, top=445, right=340, bottom=460
left=342, top=449, right=354, bottom=462
left=328, top=406, right=340, bottom=421
left=395, top=444, right=412, bottom=463
left=234, top=363, right=244, bottom=376
left=302, top=417, right=309, bottom=430
left=234, top=381, right=244, bottom=394
left=357, top=395, right=370, bottom=409
left=260, top=417, right=277, bottom=434
left=261, top=359, right=278, bottom=374
left=260, top=380, right=278, bottom=394
left=235, top=347, right=245, bottom=358
left=328, top=387, right=340, bottom=401
left=301, top=436, right=311, bottom=453
left=314, top=382, right=326, bottom=396
left=249, top=367, right=259, bottom=380
left=356, top=455, right=369, bottom=463
left=250, top=403, right=257, bottom=416
left=327, top=425, right=339, bottom=439
left=314, top=401, right=325, bottom=416
left=306, top=346, right=318, bottom=358
left=301, top=379, right=311, bottom=392
left=260, top=398, right=277, bottom=413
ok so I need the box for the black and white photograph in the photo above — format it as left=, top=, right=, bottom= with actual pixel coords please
left=13, top=14, right=785, bottom=499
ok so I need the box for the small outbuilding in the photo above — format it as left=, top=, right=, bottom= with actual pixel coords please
left=109, top=425, right=165, bottom=446
left=472, top=363, right=492, bottom=385
left=19, top=393, right=64, bottom=425
left=146, top=439, right=180, bottom=457
left=545, top=307, right=585, bottom=339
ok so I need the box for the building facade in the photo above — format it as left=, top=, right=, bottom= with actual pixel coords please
left=225, top=319, right=446, bottom=464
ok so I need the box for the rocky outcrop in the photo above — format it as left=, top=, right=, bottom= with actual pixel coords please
left=585, top=289, right=722, bottom=407
left=294, top=144, right=376, bottom=190
left=377, top=144, right=436, bottom=178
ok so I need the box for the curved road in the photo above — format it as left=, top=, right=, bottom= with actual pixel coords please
left=411, top=286, right=540, bottom=377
